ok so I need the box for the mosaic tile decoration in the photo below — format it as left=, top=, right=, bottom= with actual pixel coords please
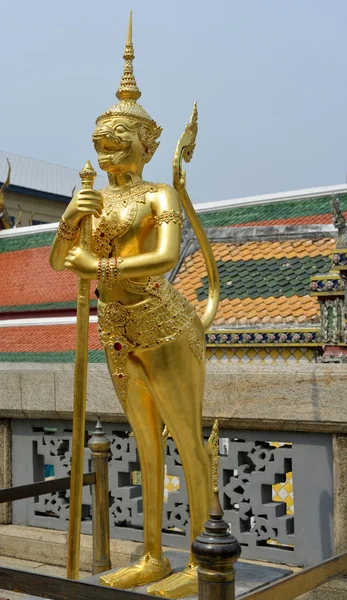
left=164, top=466, right=180, bottom=502
left=206, top=346, right=319, bottom=364
left=206, top=329, right=321, bottom=345
left=0, top=337, right=320, bottom=364
left=273, top=471, right=294, bottom=515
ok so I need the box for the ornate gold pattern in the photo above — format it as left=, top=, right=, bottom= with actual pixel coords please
left=189, top=328, right=204, bottom=361
left=97, top=256, right=124, bottom=290
left=92, top=182, right=158, bottom=257
left=173, top=104, right=220, bottom=331
left=57, top=216, right=80, bottom=241
left=154, top=210, right=184, bottom=227
left=96, top=13, right=162, bottom=163
left=118, top=274, right=163, bottom=296
left=116, top=11, right=141, bottom=102
left=97, top=278, right=195, bottom=401
left=136, top=123, right=163, bottom=163
left=207, top=420, right=220, bottom=495
left=79, top=161, right=97, bottom=185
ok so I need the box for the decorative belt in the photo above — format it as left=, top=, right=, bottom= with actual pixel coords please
left=97, top=277, right=196, bottom=402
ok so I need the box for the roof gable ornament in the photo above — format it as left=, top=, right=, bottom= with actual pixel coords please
left=331, top=194, right=347, bottom=248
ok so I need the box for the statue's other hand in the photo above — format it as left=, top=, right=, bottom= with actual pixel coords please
left=63, top=190, right=104, bottom=227
left=64, top=246, right=98, bottom=279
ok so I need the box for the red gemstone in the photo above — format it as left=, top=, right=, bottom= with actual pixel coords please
left=114, top=342, right=122, bottom=351
left=155, top=283, right=160, bottom=288
left=100, top=232, right=105, bottom=238
left=118, top=374, right=123, bottom=379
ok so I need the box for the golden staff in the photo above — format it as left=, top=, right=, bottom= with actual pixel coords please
left=67, top=160, right=96, bottom=580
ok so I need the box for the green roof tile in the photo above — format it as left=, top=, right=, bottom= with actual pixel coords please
left=196, top=255, right=331, bottom=301
left=0, top=231, right=56, bottom=254
left=198, top=193, right=347, bottom=228
left=0, top=350, right=106, bottom=363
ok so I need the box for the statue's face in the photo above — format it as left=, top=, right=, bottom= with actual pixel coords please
left=92, top=116, right=144, bottom=175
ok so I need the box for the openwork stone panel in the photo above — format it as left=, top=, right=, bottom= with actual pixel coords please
left=12, top=420, right=333, bottom=566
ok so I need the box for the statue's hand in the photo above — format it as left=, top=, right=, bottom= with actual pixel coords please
left=63, top=190, right=103, bottom=227
left=64, top=246, right=98, bottom=279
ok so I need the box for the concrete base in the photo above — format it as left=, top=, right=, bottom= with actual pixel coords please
left=85, top=550, right=292, bottom=598
left=0, top=524, right=144, bottom=572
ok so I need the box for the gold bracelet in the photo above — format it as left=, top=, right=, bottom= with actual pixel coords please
left=97, top=258, right=103, bottom=281
left=57, top=216, right=80, bottom=241
left=153, top=210, right=184, bottom=227
left=97, top=256, right=124, bottom=289
left=101, top=258, right=108, bottom=281
left=106, top=257, right=116, bottom=290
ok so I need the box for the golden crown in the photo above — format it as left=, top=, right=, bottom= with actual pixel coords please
left=96, top=12, right=162, bottom=162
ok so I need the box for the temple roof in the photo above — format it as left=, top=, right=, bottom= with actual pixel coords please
left=172, top=239, right=334, bottom=327
left=196, top=190, right=347, bottom=228
left=0, top=151, right=107, bottom=199
left=0, top=182, right=342, bottom=361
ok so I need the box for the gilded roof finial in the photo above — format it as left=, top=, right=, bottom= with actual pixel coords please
left=331, top=194, right=347, bottom=249
left=116, top=11, right=141, bottom=102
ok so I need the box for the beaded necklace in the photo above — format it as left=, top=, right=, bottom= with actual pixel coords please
left=92, top=181, right=158, bottom=257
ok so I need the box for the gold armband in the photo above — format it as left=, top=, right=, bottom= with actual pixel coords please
left=97, top=256, right=124, bottom=290
left=57, top=216, right=80, bottom=241
left=154, top=210, right=184, bottom=227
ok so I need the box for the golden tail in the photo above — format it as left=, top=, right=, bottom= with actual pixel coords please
left=173, top=104, right=220, bottom=331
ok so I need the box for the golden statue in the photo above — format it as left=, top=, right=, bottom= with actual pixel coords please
left=49, top=13, right=219, bottom=598
left=0, top=159, right=12, bottom=230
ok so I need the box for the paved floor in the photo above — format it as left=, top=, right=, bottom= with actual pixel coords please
left=0, top=556, right=90, bottom=600
left=0, top=553, right=292, bottom=599
left=86, top=550, right=292, bottom=598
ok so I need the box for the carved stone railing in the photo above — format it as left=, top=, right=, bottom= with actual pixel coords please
left=11, top=419, right=333, bottom=567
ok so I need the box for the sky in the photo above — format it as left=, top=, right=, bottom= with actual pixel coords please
left=1, top=0, right=347, bottom=203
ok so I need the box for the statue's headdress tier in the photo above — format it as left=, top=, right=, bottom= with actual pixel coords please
left=116, top=12, right=141, bottom=102
left=95, top=12, right=162, bottom=162
left=96, top=11, right=160, bottom=128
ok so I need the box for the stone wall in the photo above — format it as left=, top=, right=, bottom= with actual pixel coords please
left=1, top=361, right=347, bottom=594
left=1, top=362, right=347, bottom=431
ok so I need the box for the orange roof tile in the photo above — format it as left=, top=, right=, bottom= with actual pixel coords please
left=0, top=323, right=101, bottom=353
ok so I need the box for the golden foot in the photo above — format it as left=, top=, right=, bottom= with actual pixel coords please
left=100, top=553, right=171, bottom=589
left=147, top=564, right=197, bottom=598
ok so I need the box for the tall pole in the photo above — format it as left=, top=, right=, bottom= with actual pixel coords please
left=67, top=160, right=96, bottom=580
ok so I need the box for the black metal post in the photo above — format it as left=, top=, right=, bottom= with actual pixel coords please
left=192, top=491, right=241, bottom=600
left=88, top=419, right=111, bottom=575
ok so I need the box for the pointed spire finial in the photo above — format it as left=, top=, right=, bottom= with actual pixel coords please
left=127, top=10, right=132, bottom=44
left=116, top=11, right=141, bottom=102
left=79, top=160, right=96, bottom=188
